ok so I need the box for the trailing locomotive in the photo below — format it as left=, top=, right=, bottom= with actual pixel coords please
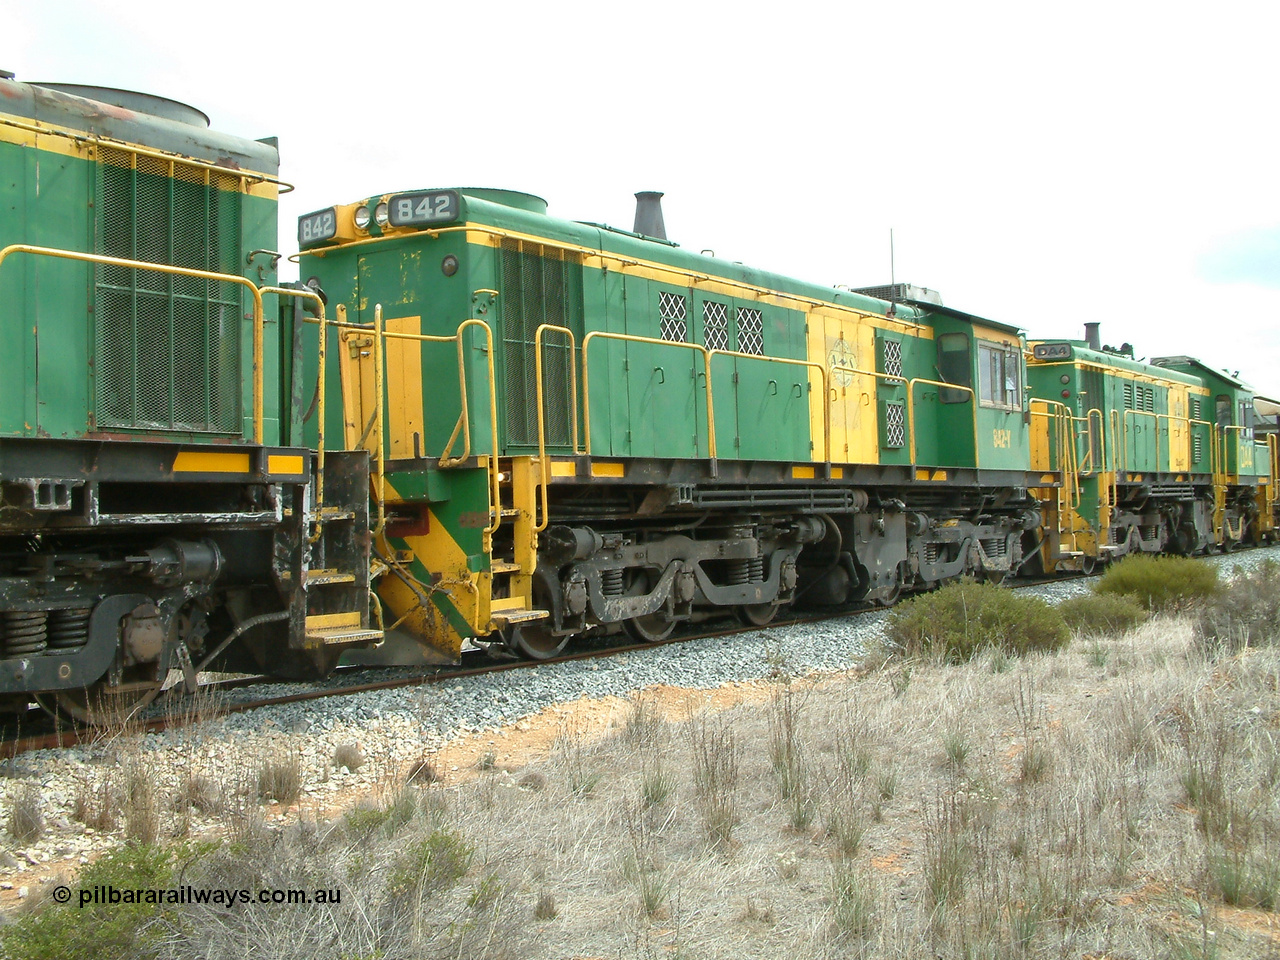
left=0, top=77, right=381, bottom=721
left=2, top=76, right=1275, bottom=720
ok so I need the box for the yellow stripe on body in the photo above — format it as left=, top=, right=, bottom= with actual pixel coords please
left=172, top=451, right=250, bottom=473
left=791, top=465, right=815, bottom=479
left=550, top=460, right=576, bottom=477
left=591, top=462, right=625, bottom=478
left=0, top=113, right=280, bottom=199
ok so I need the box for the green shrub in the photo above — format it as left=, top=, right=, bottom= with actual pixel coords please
left=1, top=845, right=175, bottom=960
left=388, top=827, right=473, bottom=896
left=1058, top=592, right=1148, bottom=638
left=886, top=580, right=1069, bottom=662
left=1195, top=559, right=1280, bottom=652
left=1094, top=554, right=1219, bottom=612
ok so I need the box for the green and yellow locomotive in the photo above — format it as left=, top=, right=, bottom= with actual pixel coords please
left=4, top=74, right=1277, bottom=716
left=298, top=188, right=1048, bottom=660
left=0, top=77, right=379, bottom=720
left=1026, top=329, right=1274, bottom=571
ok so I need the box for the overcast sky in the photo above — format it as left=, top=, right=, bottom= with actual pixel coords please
left=6, top=1, right=1278, bottom=391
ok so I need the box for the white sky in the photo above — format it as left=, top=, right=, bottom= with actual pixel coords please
left=6, top=0, right=1278, bottom=391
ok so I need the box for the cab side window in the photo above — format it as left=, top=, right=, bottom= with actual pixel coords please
left=977, top=341, right=1021, bottom=410
left=937, top=333, right=971, bottom=404
left=1216, top=395, right=1232, bottom=428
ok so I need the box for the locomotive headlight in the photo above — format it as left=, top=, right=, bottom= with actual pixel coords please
left=353, top=205, right=371, bottom=230
left=374, top=201, right=389, bottom=226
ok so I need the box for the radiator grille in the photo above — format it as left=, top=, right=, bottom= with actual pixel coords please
left=1193, top=433, right=1203, bottom=464
left=499, top=239, right=584, bottom=448
left=93, top=147, right=244, bottom=433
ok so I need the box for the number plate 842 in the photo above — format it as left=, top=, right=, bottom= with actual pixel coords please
left=387, top=191, right=460, bottom=227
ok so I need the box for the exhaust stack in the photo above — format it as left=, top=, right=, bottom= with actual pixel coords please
left=633, top=191, right=666, bottom=240
left=1084, top=322, right=1101, bottom=351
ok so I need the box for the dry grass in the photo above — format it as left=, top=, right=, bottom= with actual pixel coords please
left=256, top=746, right=303, bottom=805
left=6, top=783, right=43, bottom=844
left=6, top=593, right=1280, bottom=958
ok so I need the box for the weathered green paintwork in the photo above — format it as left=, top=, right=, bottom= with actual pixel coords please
left=1028, top=344, right=1205, bottom=479
left=1154, top=357, right=1269, bottom=479
left=301, top=188, right=1037, bottom=478
left=0, top=78, right=281, bottom=445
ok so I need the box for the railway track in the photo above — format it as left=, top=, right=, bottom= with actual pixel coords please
left=0, top=568, right=1100, bottom=758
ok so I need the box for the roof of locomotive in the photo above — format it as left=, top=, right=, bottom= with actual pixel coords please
left=1027, top=340, right=1204, bottom=387
left=0, top=76, right=278, bottom=175
left=334, top=187, right=1021, bottom=337
left=1152, top=356, right=1252, bottom=392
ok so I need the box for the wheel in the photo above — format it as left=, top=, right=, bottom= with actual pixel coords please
left=504, top=621, right=570, bottom=660
left=35, top=679, right=164, bottom=727
left=621, top=569, right=678, bottom=643
left=735, top=603, right=779, bottom=627
left=624, top=608, right=676, bottom=643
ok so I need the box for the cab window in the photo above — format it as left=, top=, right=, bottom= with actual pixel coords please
left=937, top=333, right=971, bottom=404
left=977, top=340, right=1021, bottom=410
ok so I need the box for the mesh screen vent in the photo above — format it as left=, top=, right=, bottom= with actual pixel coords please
left=882, top=339, right=903, bottom=377
left=93, top=146, right=243, bottom=433
left=702, top=300, right=728, bottom=351
left=883, top=401, right=906, bottom=448
left=659, top=291, right=687, bottom=342
left=499, top=239, right=584, bottom=448
left=737, top=307, right=763, bottom=355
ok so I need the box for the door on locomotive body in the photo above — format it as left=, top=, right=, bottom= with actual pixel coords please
left=1166, top=383, right=1191, bottom=473
left=971, top=327, right=1029, bottom=471
left=1119, top=379, right=1162, bottom=475
left=622, top=277, right=700, bottom=459
left=925, top=322, right=978, bottom=469
left=720, top=298, right=809, bottom=463
left=342, top=247, right=474, bottom=460
left=807, top=307, right=879, bottom=466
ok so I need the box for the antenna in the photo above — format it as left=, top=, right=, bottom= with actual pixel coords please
left=887, top=228, right=897, bottom=317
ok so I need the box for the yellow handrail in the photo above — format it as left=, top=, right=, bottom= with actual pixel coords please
left=907, top=378, right=978, bottom=467
left=372, top=306, right=386, bottom=535
left=0, top=244, right=267, bottom=443
left=374, top=318, right=502, bottom=534
left=260, top=286, right=327, bottom=524
left=581, top=332, right=717, bottom=458
left=533, top=324, right=581, bottom=533
left=1031, top=398, right=1081, bottom=553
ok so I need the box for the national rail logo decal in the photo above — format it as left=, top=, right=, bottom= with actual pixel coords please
left=828, top=336, right=857, bottom=387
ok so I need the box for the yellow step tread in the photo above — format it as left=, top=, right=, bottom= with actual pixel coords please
left=305, top=611, right=361, bottom=629
left=489, top=561, right=522, bottom=575
left=489, top=608, right=550, bottom=625
left=305, top=626, right=384, bottom=646
left=306, top=568, right=357, bottom=585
